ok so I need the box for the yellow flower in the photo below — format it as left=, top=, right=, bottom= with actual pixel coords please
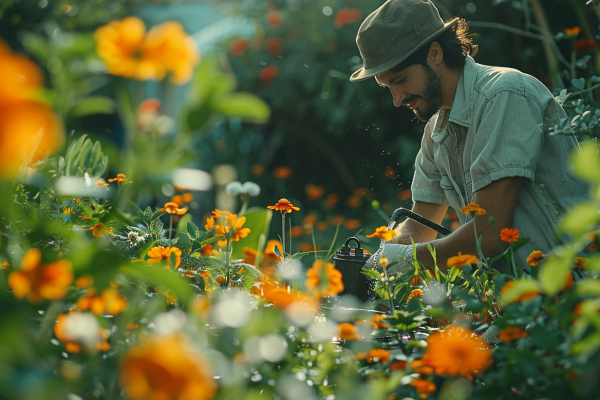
left=379, top=257, right=389, bottom=268
left=305, top=260, right=344, bottom=298
left=446, top=252, right=478, bottom=269
left=337, top=323, right=359, bottom=341
left=408, top=378, right=437, bottom=399
left=371, top=314, right=389, bottom=330
left=77, top=287, right=128, bottom=316
left=120, top=334, right=217, bottom=400
left=147, top=246, right=182, bottom=268
left=160, top=201, right=188, bottom=215
left=366, top=226, right=397, bottom=241
left=205, top=210, right=250, bottom=248
left=267, top=198, right=300, bottom=213
left=94, top=17, right=199, bottom=85
left=420, top=324, right=492, bottom=380
left=460, top=203, right=486, bottom=215
left=8, top=248, right=73, bottom=303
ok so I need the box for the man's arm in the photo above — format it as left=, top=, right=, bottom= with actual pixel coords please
left=387, top=201, right=449, bottom=244
left=411, top=176, right=524, bottom=271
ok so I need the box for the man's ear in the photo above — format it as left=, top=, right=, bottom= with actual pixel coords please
left=428, top=42, right=444, bottom=66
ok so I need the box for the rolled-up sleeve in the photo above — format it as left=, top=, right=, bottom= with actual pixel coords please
left=470, top=90, right=543, bottom=192
left=411, top=123, right=448, bottom=205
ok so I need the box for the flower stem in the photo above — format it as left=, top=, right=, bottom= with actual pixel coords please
left=281, top=212, right=286, bottom=259
left=169, top=215, right=173, bottom=240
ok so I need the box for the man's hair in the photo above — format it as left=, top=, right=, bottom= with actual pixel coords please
left=391, top=18, right=474, bottom=72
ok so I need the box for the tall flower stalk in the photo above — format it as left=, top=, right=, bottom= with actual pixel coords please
left=267, top=199, right=300, bottom=259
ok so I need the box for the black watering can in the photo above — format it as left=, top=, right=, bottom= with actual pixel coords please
left=333, top=207, right=451, bottom=301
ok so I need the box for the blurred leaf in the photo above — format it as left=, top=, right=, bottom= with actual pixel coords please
left=361, top=267, right=382, bottom=280
left=212, top=92, right=270, bottom=122
left=499, top=279, right=540, bottom=305
left=176, top=214, right=192, bottom=237
left=70, top=96, right=115, bottom=117
left=575, top=279, right=600, bottom=296
left=529, top=324, right=560, bottom=349
left=122, top=263, right=193, bottom=303
left=231, top=208, right=272, bottom=259
left=560, top=201, right=600, bottom=237
left=571, top=141, right=600, bottom=183
left=572, top=78, right=585, bottom=90
left=539, top=250, right=574, bottom=296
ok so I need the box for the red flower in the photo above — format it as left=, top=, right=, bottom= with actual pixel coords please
left=500, top=228, right=520, bottom=243
left=266, top=36, right=283, bottom=57
left=266, top=11, right=283, bottom=28
left=230, top=38, right=251, bottom=57
left=334, top=8, right=362, bottom=28
left=574, top=38, right=599, bottom=54
left=259, top=65, right=280, bottom=82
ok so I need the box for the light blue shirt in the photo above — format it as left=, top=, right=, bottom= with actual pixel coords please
left=383, top=56, right=588, bottom=270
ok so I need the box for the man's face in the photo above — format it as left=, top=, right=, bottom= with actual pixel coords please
left=375, top=62, right=443, bottom=122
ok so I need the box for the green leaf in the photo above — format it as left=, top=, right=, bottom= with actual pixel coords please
left=212, top=92, right=271, bottom=122
left=374, top=281, right=390, bottom=300
left=361, top=268, right=383, bottom=281
left=499, top=279, right=541, bottom=305
left=70, top=96, right=115, bottom=117
left=187, top=221, right=201, bottom=239
left=560, top=201, right=600, bottom=238
left=572, top=78, right=585, bottom=90
left=175, top=233, right=192, bottom=256
left=130, top=201, right=144, bottom=217
left=575, top=280, right=600, bottom=296
left=176, top=214, right=192, bottom=237
left=151, top=210, right=166, bottom=221
left=571, top=141, right=600, bottom=183
left=122, top=264, right=192, bottom=303
left=406, top=296, right=421, bottom=312
left=230, top=208, right=273, bottom=260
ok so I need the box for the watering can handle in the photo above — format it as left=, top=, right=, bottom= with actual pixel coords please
left=389, top=207, right=452, bottom=236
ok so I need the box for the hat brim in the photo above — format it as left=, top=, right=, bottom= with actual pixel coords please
left=349, top=18, right=459, bottom=82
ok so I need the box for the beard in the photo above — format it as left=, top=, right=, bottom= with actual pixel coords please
left=412, top=63, right=443, bottom=122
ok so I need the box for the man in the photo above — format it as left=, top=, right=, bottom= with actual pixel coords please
left=350, top=0, right=588, bottom=271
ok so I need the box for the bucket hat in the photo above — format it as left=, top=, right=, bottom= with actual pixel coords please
left=350, top=0, right=458, bottom=82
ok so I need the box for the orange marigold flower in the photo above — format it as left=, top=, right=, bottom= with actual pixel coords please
left=420, top=324, right=492, bottom=380
left=120, top=334, right=217, bottom=400
left=230, top=38, right=251, bottom=57
left=85, top=223, right=115, bottom=238
left=338, top=323, right=359, bottom=341
left=344, top=219, right=361, bottom=230
left=407, top=288, right=424, bottom=302
left=171, top=194, right=183, bottom=205
left=96, top=180, right=109, bottom=187
left=497, top=326, right=529, bottom=343
left=0, top=40, right=64, bottom=178
left=267, top=198, right=300, bottom=213
left=108, top=173, right=130, bottom=183
left=161, top=201, right=188, bottom=215
left=334, top=8, right=363, bottom=28
left=316, top=222, right=327, bottom=231
left=324, top=193, right=340, bottom=209
left=450, top=221, right=460, bottom=230
left=266, top=11, right=283, bottom=28
left=77, top=287, right=128, bottom=316
left=147, top=246, right=182, bottom=268
left=500, top=227, right=520, bottom=243
left=500, top=280, right=540, bottom=302
left=346, top=195, right=362, bottom=208
left=272, top=166, right=291, bottom=179
left=259, top=65, right=280, bottom=82
left=526, top=250, right=544, bottom=266
left=290, top=226, right=304, bottom=238
left=305, top=184, right=325, bottom=200
left=379, top=257, right=389, bottom=268
left=390, top=360, right=408, bottom=371
left=251, top=164, right=265, bottom=175
left=397, top=189, right=412, bottom=201
left=8, top=248, right=73, bottom=303
left=371, top=314, right=389, bottom=330
left=563, top=26, right=581, bottom=36
left=367, top=348, right=391, bottom=363
left=75, top=274, right=94, bottom=289
left=446, top=252, right=477, bottom=269
left=1, top=261, right=10, bottom=270
left=201, top=244, right=218, bottom=256
left=205, top=211, right=250, bottom=248
left=366, top=226, right=397, bottom=241
left=305, top=260, right=344, bottom=298
left=182, top=193, right=194, bottom=203
left=460, top=203, right=486, bottom=215
left=409, top=378, right=437, bottom=399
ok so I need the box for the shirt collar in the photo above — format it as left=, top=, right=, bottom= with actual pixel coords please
left=430, top=56, right=478, bottom=143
